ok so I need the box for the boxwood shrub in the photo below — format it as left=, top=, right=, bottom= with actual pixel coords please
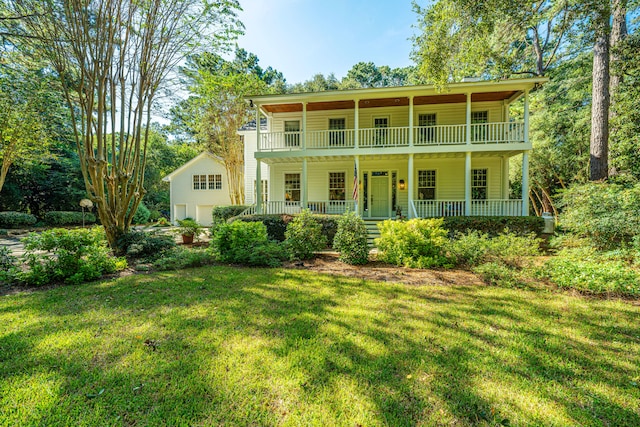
left=0, top=211, right=37, bottom=228
left=231, top=214, right=293, bottom=242
left=442, top=216, right=544, bottom=237
left=44, top=211, right=96, bottom=226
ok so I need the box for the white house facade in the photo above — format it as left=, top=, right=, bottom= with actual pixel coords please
left=163, top=152, right=232, bottom=225
left=245, top=78, right=547, bottom=219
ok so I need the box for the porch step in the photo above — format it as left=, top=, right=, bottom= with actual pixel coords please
left=363, top=220, right=383, bottom=248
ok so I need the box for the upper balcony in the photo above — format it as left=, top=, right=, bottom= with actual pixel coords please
left=258, top=121, right=525, bottom=152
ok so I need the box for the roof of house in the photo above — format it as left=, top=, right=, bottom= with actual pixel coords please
left=162, top=152, right=225, bottom=182
left=246, top=77, right=548, bottom=114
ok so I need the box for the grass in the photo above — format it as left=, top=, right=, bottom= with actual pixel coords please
left=1, top=267, right=639, bottom=426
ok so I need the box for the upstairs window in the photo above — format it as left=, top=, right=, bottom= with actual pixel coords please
left=193, top=175, right=206, bottom=190
left=374, top=117, right=389, bottom=145
left=418, top=170, right=436, bottom=200
left=472, top=169, right=488, bottom=200
left=328, top=118, right=346, bottom=146
left=208, top=174, right=222, bottom=190
left=472, top=111, right=488, bottom=142
left=418, top=113, right=437, bottom=143
left=284, top=120, right=300, bottom=147
left=193, top=174, right=222, bottom=190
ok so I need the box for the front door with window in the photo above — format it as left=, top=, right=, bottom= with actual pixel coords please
left=370, top=172, right=389, bottom=217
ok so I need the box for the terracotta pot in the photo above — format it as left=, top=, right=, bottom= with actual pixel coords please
left=182, top=234, right=194, bottom=244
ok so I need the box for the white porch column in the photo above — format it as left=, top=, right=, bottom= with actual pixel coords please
left=465, top=152, right=472, bottom=216
left=466, top=92, right=472, bottom=145
left=522, top=151, right=530, bottom=216
left=302, top=102, right=307, bottom=150
left=256, top=104, right=261, bottom=151
left=302, top=157, right=308, bottom=209
left=524, top=89, right=530, bottom=144
left=408, top=154, right=414, bottom=218
left=409, top=96, right=415, bottom=147
left=502, top=155, right=510, bottom=199
left=256, top=159, right=262, bottom=214
left=354, top=99, right=360, bottom=149
left=354, top=155, right=360, bottom=215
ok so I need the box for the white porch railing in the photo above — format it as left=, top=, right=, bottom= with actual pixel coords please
left=307, top=200, right=356, bottom=215
left=414, top=124, right=467, bottom=145
left=471, top=122, right=524, bottom=144
left=411, top=199, right=523, bottom=218
left=307, top=130, right=356, bottom=149
left=259, top=131, right=303, bottom=151
left=358, top=127, right=410, bottom=148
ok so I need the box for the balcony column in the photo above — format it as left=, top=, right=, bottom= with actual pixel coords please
left=256, top=103, right=261, bottom=151
left=302, top=157, right=308, bottom=210
left=256, top=159, right=262, bottom=214
left=302, top=102, right=307, bottom=150
left=354, top=155, right=360, bottom=215
left=408, top=154, right=414, bottom=218
left=354, top=98, right=360, bottom=149
left=465, top=152, right=472, bottom=215
left=522, top=151, right=530, bottom=216
left=524, top=89, right=529, bottom=144
left=409, top=95, right=414, bottom=147
left=466, top=92, right=472, bottom=145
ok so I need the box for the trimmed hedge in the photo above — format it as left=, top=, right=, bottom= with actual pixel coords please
left=0, top=211, right=37, bottom=228
left=442, top=216, right=544, bottom=237
left=44, top=211, right=96, bottom=226
left=231, top=213, right=338, bottom=247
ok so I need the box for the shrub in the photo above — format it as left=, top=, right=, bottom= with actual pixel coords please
left=0, top=211, right=37, bottom=229
left=559, top=182, right=640, bottom=250
left=212, top=205, right=250, bottom=223
left=153, top=247, right=215, bottom=271
left=44, top=211, right=96, bottom=226
left=333, top=211, right=369, bottom=265
left=284, top=209, right=327, bottom=260
left=449, top=230, right=542, bottom=268
left=17, top=227, right=127, bottom=286
left=442, top=216, right=544, bottom=237
left=0, top=246, right=18, bottom=283
left=116, top=230, right=176, bottom=259
left=473, top=262, right=527, bottom=288
left=177, top=218, right=203, bottom=238
left=540, top=247, right=640, bottom=295
left=313, top=215, right=339, bottom=248
left=153, top=217, right=170, bottom=227
left=210, top=221, right=286, bottom=267
left=149, top=210, right=162, bottom=222
left=231, top=214, right=292, bottom=241
left=132, top=203, right=151, bottom=224
left=375, top=218, right=451, bottom=268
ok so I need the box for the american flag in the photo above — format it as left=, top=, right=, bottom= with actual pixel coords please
left=352, top=161, right=358, bottom=201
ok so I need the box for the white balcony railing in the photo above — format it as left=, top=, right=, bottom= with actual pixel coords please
left=412, top=199, right=523, bottom=218
left=257, top=122, right=525, bottom=151
left=414, top=124, right=466, bottom=145
left=358, top=127, right=410, bottom=148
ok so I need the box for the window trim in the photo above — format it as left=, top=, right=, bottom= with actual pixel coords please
left=283, top=172, right=301, bottom=202
left=471, top=168, right=488, bottom=200
left=193, top=174, right=222, bottom=191
left=328, top=171, right=346, bottom=201
left=417, top=169, right=437, bottom=200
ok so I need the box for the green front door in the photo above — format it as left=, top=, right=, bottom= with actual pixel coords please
left=371, top=173, right=389, bottom=217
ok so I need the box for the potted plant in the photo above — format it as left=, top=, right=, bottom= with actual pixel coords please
left=177, top=218, right=201, bottom=244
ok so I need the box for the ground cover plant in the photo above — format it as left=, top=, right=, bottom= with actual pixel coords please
left=0, top=267, right=638, bottom=426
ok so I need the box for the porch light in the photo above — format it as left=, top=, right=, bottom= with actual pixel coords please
left=399, top=179, right=406, bottom=190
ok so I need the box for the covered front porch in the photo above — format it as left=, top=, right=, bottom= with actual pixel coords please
left=251, top=151, right=530, bottom=219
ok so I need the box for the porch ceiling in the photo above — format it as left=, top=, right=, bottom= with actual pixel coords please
left=260, top=90, right=520, bottom=113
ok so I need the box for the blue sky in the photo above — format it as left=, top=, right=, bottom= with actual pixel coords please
left=236, top=0, right=419, bottom=84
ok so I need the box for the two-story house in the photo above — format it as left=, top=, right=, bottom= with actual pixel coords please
left=243, top=77, right=546, bottom=220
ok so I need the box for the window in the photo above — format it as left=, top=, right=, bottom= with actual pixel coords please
left=472, top=169, right=488, bottom=200
left=254, top=179, right=268, bottom=203
left=418, top=170, right=436, bottom=200
left=208, top=174, right=222, bottom=190
left=329, top=172, right=346, bottom=201
left=284, top=120, right=300, bottom=147
left=418, top=113, right=437, bottom=143
left=328, top=118, right=346, bottom=146
left=284, top=173, right=300, bottom=202
left=193, top=174, right=221, bottom=190
left=374, top=117, right=389, bottom=146
left=472, top=111, right=488, bottom=142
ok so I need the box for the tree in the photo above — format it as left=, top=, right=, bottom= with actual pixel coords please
left=0, top=55, right=54, bottom=193
left=12, top=0, right=241, bottom=250
left=171, top=48, right=284, bottom=205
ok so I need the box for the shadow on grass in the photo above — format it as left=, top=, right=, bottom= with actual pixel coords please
left=1, top=266, right=639, bottom=426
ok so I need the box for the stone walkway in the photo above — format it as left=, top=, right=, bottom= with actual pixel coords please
left=0, top=236, right=27, bottom=257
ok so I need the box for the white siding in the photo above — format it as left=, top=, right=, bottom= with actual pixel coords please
left=241, top=130, right=269, bottom=205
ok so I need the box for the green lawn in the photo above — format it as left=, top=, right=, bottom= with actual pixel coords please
left=1, top=267, right=639, bottom=426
